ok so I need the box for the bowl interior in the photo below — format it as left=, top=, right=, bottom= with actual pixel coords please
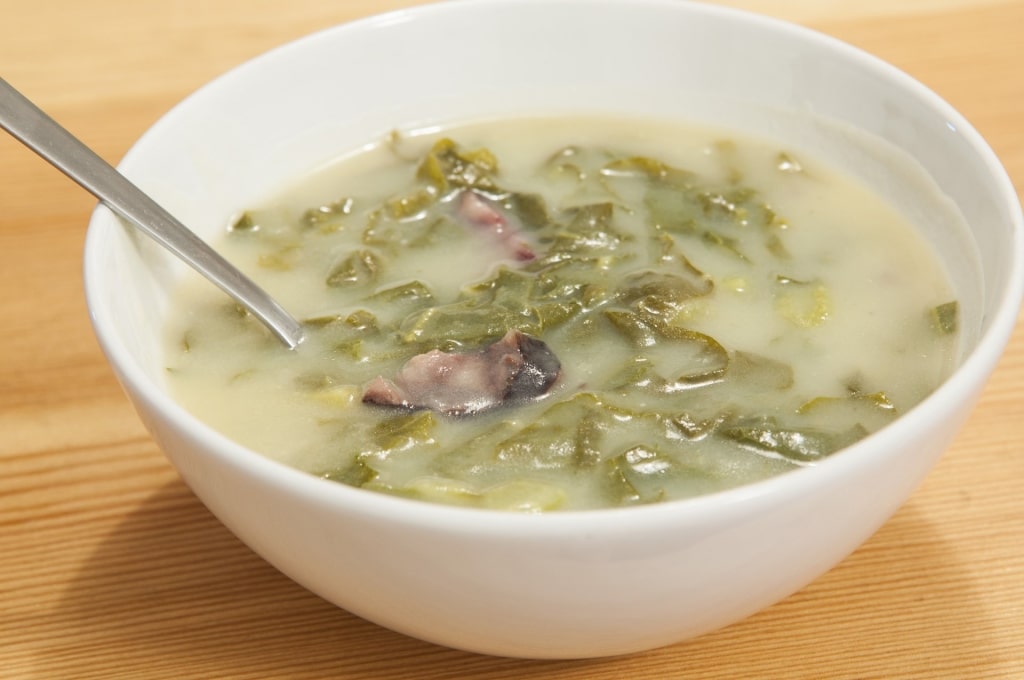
left=86, top=0, right=1021, bottom=478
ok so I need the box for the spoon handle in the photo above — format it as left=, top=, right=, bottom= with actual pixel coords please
left=0, top=77, right=304, bottom=349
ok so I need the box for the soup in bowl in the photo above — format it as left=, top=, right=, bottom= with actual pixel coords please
left=83, top=0, right=1023, bottom=659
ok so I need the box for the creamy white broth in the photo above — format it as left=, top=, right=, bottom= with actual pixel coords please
left=164, top=117, right=959, bottom=511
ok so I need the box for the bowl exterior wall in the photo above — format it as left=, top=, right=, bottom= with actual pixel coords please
left=110, top=364, right=983, bottom=658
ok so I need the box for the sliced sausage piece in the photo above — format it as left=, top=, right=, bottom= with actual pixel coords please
left=456, top=190, right=536, bottom=261
left=362, top=330, right=560, bottom=416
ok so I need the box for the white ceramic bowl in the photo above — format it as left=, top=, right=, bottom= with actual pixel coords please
left=83, top=0, right=1023, bottom=659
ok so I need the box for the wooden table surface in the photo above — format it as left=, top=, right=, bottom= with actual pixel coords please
left=2, top=1, right=1022, bottom=677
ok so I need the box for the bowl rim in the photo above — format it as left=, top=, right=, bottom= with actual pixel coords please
left=84, top=0, right=1024, bottom=534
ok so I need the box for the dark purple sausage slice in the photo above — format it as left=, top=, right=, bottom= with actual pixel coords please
left=362, top=330, right=561, bottom=416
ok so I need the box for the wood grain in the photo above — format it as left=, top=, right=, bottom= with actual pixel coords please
left=2, top=1, right=1022, bottom=678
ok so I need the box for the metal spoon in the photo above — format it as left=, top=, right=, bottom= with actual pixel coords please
left=0, top=77, right=305, bottom=349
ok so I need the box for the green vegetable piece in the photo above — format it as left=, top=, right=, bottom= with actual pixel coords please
left=415, top=137, right=500, bottom=195
left=363, top=213, right=464, bottom=251
left=535, top=299, right=583, bottom=329
left=326, top=249, right=381, bottom=288
left=302, top=197, right=354, bottom=229
left=600, top=155, right=696, bottom=188
left=294, top=372, right=340, bottom=391
left=456, top=146, right=499, bottom=175
left=321, top=455, right=379, bottom=487
left=603, top=462, right=643, bottom=506
left=541, top=145, right=625, bottom=185
left=621, top=444, right=675, bottom=476
left=603, top=311, right=729, bottom=389
left=776, top=151, right=803, bottom=173
left=765, top=232, right=791, bottom=259
left=429, top=419, right=519, bottom=482
left=503, top=192, right=550, bottom=230
left=480, top=479, right=567, bottom=512
left=529, top=264, right=584, bottom=301
left=702, top=230, right=749, bottom=261
left=386, top=187, right=436, bottom=220
left=401, top=476, right=480, bottom=507
left=561, top=310, right=602, bottom=344
left=796, top=392, right=897, bottom=433
left=368, top=280, right=434, bottom=306
left=644, top=175, right=790, bottom=263
left=652, top=186, right=752, bottom=231
left=415, top=151, right=447, bottom=192
left=528, top=259, right=610, bottom=302
left=310, top=311, right=397, bottom=363
left=494, top=414, right=601, bottom=471
left=372, top=410, right=438, bottom=452
left=604, top=309, right=660, bottom=347
left=302, top=309, right=380, bottom=335
left=461, top=266, right=535, bottom=310
left=697, top=191, right=741, bottom=220
left=543, top=203, right=630, bottom=261
left=494, top=394, right=612, bottom=471
left=399, top=302, right=526, bottom=346
left=617, top=269, right=713, bottom=321
left=581, top=283, right=611, bottom=309
left=719, top=416, right=865, bottom=463
left=302, top=315, right=343, bottom=328
left=333, top=337, right=364, bottom=360
left=568, top=202, right=615, bottom=232
left=666, top=412, right=726, bottom=440
left=344, top=309, right=380, bottom=333
left=930, top=301, right=958, bottom=335
left=257, top=243, right=300, bottom=271
left=774, top=277, right=831, bottom=327
left=177, top=330, right=194, bottom=354
left=604, top=444, right=702, bottom=506
left=798, top=391, right=894, bottom=414
left=600, top=156, right=671, bottom=179
left=605, top=356, right=660, bottom=392
left=229, top=211, right=259, bottom=232
left=541, top=146, right=586, bottom=184
left=645, top=183, right=699, bottom=234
